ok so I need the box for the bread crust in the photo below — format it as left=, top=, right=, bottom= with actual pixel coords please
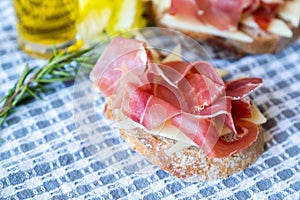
left=149, top=2, right=300, bottom=55
left=105, top=104, right=264, bottom=182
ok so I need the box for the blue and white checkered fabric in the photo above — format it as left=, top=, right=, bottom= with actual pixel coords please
left=1, top=1, right=300, bottom=199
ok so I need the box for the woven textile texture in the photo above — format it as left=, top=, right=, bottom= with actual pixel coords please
left=1, top=1, right=300, bottom=199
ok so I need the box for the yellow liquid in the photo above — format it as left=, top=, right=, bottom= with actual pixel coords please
left=13, top=0, right=79, bottom=58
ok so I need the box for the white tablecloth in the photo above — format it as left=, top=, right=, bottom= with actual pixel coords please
left=1, top=1, right=300, bottom=199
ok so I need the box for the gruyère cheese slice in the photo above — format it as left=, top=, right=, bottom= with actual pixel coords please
left=152, top=0, right=171, bottom=13
left=166, top=141, right=191, bottom=154
left=277, top=0, right=300, bottom=28
left=268, top=19, right=293, bottom=38
left=134, top=31, right=160, bottom=63
left=243, top=104, right=267, bottom=125
left=115, top=103, right=266, bottom=155
left=161, top=14, right=254, bottom=43
left=216, top=69, right=229, bottom=78
left=162, top=44, right=182, bottom=63
left=149, top=120, right=197, bottom=145
left=241, top=15, right=293, bottom=38
left=116, top=116, right=197, bottom=145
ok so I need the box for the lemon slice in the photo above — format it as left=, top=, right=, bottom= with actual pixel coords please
left=76, top=0, right=112, bottom=44
left=77, top=0, right=146, bottom=45
left=106, top=0, right=146, bottom=36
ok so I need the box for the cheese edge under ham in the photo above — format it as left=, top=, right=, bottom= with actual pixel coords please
left=114, top=103, right=266, bottom=153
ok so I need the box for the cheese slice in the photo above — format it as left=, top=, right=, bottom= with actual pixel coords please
left=152, top=0, right=171, bottom=13
left=161, top=14, right=254, bottom=43
left=149, top=120, right=197, bottom=145
left=268, top=19, right=293, bottom=38
left=241, top=15, right=293, bottom=38
left=116, top=117, right=197, bottom=145
left=162, top=44, right=183, bottom=63
left=243, top=104, right=267, bottom=125
left=115, top=103, right=266, bottom=154
left=134, top=31, right=160, bottom=63
left=277, top=0, right=300, bottom=28
left=166, top=141, right=191, bottom=154
left=216, top=69, right=229, bottom=78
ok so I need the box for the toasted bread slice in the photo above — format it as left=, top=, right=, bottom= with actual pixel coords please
left=105, top=102, right=264, bottom=182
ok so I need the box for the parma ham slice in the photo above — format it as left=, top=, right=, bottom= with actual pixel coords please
left=90, top=37, right=149, bottom=97
left=226, top=77, right=263, bottom=99
left=169, top=0, right=282, bottom=31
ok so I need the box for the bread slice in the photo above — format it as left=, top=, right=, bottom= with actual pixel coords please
left=105, top=101, right=264, bottom=182
left=149, top=1, right=300, bottom=55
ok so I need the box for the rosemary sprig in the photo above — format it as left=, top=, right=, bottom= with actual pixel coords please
left=0, top=47, right=94, bottom=127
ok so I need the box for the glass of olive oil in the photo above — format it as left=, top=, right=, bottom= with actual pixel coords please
left=13, top=0, right=79, bottom=58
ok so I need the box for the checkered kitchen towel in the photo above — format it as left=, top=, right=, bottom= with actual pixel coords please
left=1, top=1, right=300, bottom=199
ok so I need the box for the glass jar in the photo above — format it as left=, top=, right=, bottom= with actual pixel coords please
left=13, top=0, right=79, bottom=58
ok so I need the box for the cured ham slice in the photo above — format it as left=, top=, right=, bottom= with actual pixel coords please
left=181, top=61, right=226, bottom=111
left=169, top=0, right=282, bottom=31
left=185, top=72, right=225, bottom=111
left=209, top=119, right=259, bottom=158
left=231, top=98, right=252, bottom=119
left=147, top=61, right=191, bottom=87
left=243, top=0, right=261, bottom=12
left=191, top=61, right=225, bottom=86
left=196, top=0, right=244, bottom=30
left=199, top=97, right=231, bottom=118
left=253, top=2, right=280, bottom=30
left=199, top=97, right=236, bottom=134
left=122, top=85, right=151, bottom=124
left=226, top=77, right=263, bottom=99
left=110, top=66, right=150, bottom=110
left=90, top=37, right=148, bottom=97
left=143, top=81, right=186, bottom=111
left=148, top=60, right=226, bottom=112
left=198, top=96, right=255, bottom=135
left=122, top=85, right=180, bottom=130
left=170, top=0, right=199, bottom=19
left=170, top=0, right=244, bottom=30
left=171, top=113, right=220, bottom=153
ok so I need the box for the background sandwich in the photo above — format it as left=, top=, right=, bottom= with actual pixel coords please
left=150, top=0, right=300, bottom=54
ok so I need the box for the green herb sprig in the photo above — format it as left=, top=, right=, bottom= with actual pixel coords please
left=0, top=47, right=94, bottom=127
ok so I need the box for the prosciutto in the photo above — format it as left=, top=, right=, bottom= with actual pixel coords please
left=169, top=0, right=282, bottom=31
left=185, top=73, right=225, bottom=111
left=243, top=0, right=261, bottom=12
left=91, top=37, right=264, bottom=158
left=231, top=98, right=252, bottom=119
left=208, top=119, right=259, bottom=157
left=199, top=97, right=237, bottom=134
left=253, top=2, right=280, bottom=30
left=226, top=77, right=263, bottom=99
left=148, top=61, right=192, bottom=87
left=89, top=37, right=149, bottom=97
left=170, top=0, right=244, bottom=30
left=122, top=85, right=180, bottom=130
left=171, top=113, right=220, bottom=153
left=170, top=0, right=199, bottom=19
